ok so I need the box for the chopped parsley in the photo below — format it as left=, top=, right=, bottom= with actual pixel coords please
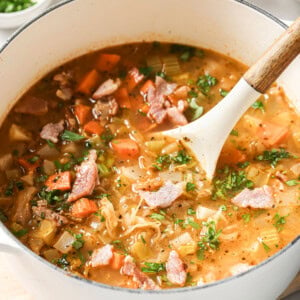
left=141, top=262, right=166, bottom=273
left=154, top=150, right=192, bottom=170
left=219, top=89, right=229, bottom=97
left=173, top=150, right=192, bottom=164
left=262, top=241, right=271, bottom=252
left=186, top=98, right=204, bottom=121
left=12, top=228, right=28, bottom=238
left=186, top=218, right=200, bottom=229
left=139, top=66, right=153, bottom=77
left=61, top=130, right=85, bottom=142
left=186, top=182, right=196, bottom=192
left=273, top=213, right=288, bottom=232
left=285, top=179, right=299, bottom=186
left=237, top=161, right=250, bottom=169
left=111, top=240, right=128, bottom=255
left=4, top=182, right=14, bottom=196
left=149, top=213, right=165, bottom=221
left=196, top=74, right=218, bottom=95
left=72, top=233, right=85, bottom=250
left=252, top=101, right=265, bottom=112
left=27, top=156, right=39, bottom=164
left=242, top=213, right=251, bottom=223
left=187, top=208, right=196, bottom=215
left=213, top=166, right=254, bottom=199
left=256, top=148, right=292, bottom=167
left=230, top=129, right=239, bottom=136
left=0, top=210, right=8, bottom=222
left=197, top=221, right=221, bottom=260
left=56, top=254, right=70, bottom=270
left=46, top=139, right=55, bottom=148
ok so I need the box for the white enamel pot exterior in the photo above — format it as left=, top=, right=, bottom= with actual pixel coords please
left=0, top=1, right=299, bottom=299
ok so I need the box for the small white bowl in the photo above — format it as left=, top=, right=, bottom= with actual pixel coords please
left=0, top=0, right=52, bottom=29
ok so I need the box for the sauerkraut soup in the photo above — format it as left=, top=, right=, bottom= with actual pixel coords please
left=0, top=42, right=299, bottom=289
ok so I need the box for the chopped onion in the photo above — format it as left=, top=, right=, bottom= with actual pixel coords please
left=53, top=231, right=75, bottom=254
left=159, top=171, right=182, bottom=183
left=37, top=144, right=60, bottom=159
left=121, top=165, right=146, bottom=181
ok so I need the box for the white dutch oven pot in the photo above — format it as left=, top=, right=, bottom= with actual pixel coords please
left=0, top=0, right=299, bottom=299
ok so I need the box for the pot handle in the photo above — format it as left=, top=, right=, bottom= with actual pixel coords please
left=0, top=225, right=21, bottom=253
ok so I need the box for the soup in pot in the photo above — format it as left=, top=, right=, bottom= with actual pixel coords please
left=0, top=42, right=299, bottom=289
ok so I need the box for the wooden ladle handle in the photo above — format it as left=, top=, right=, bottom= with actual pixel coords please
left=244, top=17, right=300, bottom=93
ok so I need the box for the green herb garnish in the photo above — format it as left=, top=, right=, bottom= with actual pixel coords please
left=141, top=262, right=166, bottom=273
left=256, top=148, right=292, bottom=167
left=149, top=213, right=165, bottom=221
left=12, top=228, right=28, bottom=238
left=252, top=101, right=265, bottom=112
left=273, top=213, right=288, bottom=232
left=61, top=130, right=85, bottom=142
left=186, top=182, right=196, bottom=192
left=72, top=233, right=85, bottom=250
left=196, top=74, right=218, bottom=95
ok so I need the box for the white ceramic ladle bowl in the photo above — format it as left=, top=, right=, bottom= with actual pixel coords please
left=0, top=1, right=299, bottom=300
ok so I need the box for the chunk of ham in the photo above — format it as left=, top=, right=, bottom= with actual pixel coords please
left=166, top=250, right=187, bottom=286
left=92, top=78, right=121, bottom=100
left=137, top=181, right=183, bottom=208
left=231, top=185, right=274, bottom=209
left=32, top=200, right=69, bottom=226
left=92, top=96, right=119, bottom=123
left=90, top=244, right=114, bottom=267
left=14, top=96, right=48, bottom=116
left=67, top=150, right=99, bottom=202
left=40, top=121, right=64, bottom=143
left=121, top=256, right=160, bottom=290
left=166, top=106, right=188, bottom=126
left=147, top=77, right=177, bottom=124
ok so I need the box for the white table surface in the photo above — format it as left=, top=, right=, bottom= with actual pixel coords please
left=0, top=0, right=299, bottom=299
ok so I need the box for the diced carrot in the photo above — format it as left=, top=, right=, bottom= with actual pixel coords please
left=45, top=171, right=72, bottom=191
left=111, top=252, right=125, bottom=270
left=18, top=157, right=41, bottom=172
left=140, top=80, right=154, bottom=95
left=71, top=198, right=98, bottom=218
left=125, top=68, right=144, bottom=92
left=139, top=104, right=150, bottom=114
left=114, top=87, right=131, bottom=109
left=110, top=139, right=140, bottom=159
left=219, top=146, right=246, bottom=166
left=96, top=54, right=121, bottom=72
left=257, top=121, right=289, bottom=147
left=76, top=69, right=100, bottom=95
left=83, top=120, right=104, bottom=135
left=74, top=104, right=92, bottom=125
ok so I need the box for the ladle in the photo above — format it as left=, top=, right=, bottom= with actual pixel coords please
left=164, top=18, right=300, bottom=179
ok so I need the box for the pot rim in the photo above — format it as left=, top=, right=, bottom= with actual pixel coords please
left=0, top=0, right=298, bottom=295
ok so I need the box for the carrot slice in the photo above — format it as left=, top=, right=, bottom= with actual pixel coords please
left=257, top=121, right=289, bottom=147
left=74, top=104, right=92, bottom=125
left=76, top=69, right=100, bottom=95
left=18, top=157, right=41, bottom=172
left=83, top=120, right=104, bottom=135
left=110, top=139, right=139, bottom=159
left=96, top=54, right=121, bottom=71
left=114, top=87, right=131, bottom=109
left=71, top=198, right=98, bottom=218
left=45, top=171, right=72, bottom=191
left=111, top=252, right=125, bottom=270
left=140, top=80, right=154, bottom=95
left=125, top=68, right=144, bottom=92
left=219, top=146, right=246, bottom=166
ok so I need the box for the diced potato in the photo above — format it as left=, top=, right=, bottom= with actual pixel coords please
left=0, top=153, right=13, bottom=171
left=43, top=249, right=61, bottom=262
left=43, top=160, right=56, bottom=176
left=28, top=237, right=44, bottom=254
left=130, top=241, right=151, bottom=260
left=170, top=232, right=194, bottom=249
left=34, top=219, right=57, bottom=245
left=61, top=142, right=81, bottom=155
left=5, top=169, right=20, bottom=180
left=260, top=228, right=280, bottom=248
left=161, top=142, right=178, bottom=155
left=37, top=144, right=60, bottom=159
left=177, top=242, right=197, bottom=256
left=196, top=206, right=217, bottom=220
left=21, top=173, right=34, bottom=186
left=9, top=124, right=32, bottom=142
left=53, top=231, right=75, bottom=254
left=145, top=140, right=166, bottom=153
left=246, top=166, right=270, bottom=187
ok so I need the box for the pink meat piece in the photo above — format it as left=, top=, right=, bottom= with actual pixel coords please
left=92, top=96, right=119, bottom=123
left=32, top=200, right=69, bottom=226
left=127, top=67, right=144, bottom=87
left=67, top=150, right=99, bottom=202
left=147, top=76, right=177, bottom=124
left=14, top=96, right=48, bottom=116
left=92, top=78, right=121, bottom=100
left=90, top=244, right=114, bottom=267
left=166, top=250, right=187, bottom=286
left=231, top=185, right=275, bottom=209
left=167, top=106, right=188, bottom=126
left=121, top=256, right=160, bottom=290
left=137, top=181, right=183, bottom=208
left=40, top=121, right=64, bottom=143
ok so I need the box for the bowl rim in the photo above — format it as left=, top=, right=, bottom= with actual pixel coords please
left=0, top=0, right=298, bottom=295
left=0, top=0, right=50, bottom=17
